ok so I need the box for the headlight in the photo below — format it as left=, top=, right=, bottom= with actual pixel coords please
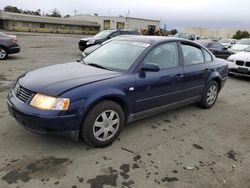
left=86, top=40, right=95, bottom=45
left=227, top=58, right=234, bottom=63
left=30, top=93, right=70, bottom=110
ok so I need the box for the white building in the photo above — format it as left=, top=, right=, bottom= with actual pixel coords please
left=69, top=15, right=160, bottom=32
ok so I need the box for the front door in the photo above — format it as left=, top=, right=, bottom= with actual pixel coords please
left=134, top=42, right=184, bottom=113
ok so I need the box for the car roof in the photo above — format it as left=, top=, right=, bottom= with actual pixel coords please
left=104, top=29, right=139, bottom=32
left=111, top=35, right=194, bottom=45
left=239, top=38, right=250, bottom=40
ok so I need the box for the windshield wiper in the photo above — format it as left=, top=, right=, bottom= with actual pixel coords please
left=87, top=63, right=113, bottom=71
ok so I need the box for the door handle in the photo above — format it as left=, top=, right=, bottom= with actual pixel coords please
left=204, top=68, right=210, bottom=72
left=176, top=74, right=184, bottom=79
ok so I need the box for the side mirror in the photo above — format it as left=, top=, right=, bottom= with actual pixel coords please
left=141, top=63, right=160, bottom=72
left=223, top=47, right=228, bottom=50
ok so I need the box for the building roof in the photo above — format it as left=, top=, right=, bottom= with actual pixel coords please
left=0, top=11, right=100, bottom=27
left=71, top=14, right=160, bottom=23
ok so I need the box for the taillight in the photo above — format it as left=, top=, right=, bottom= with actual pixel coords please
left=8, top=35, right=17, bottom=43
left=11, top=37, right=17, bottom=43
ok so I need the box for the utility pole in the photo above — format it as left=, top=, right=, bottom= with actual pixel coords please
left=74, top=9, right=77, bottom=16
left=126, top=10, right=130, bottom=29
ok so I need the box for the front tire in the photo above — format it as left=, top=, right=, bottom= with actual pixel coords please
left=81, top=100, right=125, bottom=147
left=0, top=47, right=8, bottom=60
left=200, top=81, right=219, bottom=108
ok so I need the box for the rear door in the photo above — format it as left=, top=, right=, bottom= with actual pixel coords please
left=180, top=43, right=211, bottom=100
left=134, top=42, right=184, bottom=113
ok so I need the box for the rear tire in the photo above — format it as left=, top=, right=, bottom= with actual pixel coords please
left=200, top=81, right=219, bottom=109
left=81, top=100, right=125, bottom=147
left=0, top=47, right=8, bottom=60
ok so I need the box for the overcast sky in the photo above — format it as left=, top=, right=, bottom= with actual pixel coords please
left=1, top=0, right=250, bottom=30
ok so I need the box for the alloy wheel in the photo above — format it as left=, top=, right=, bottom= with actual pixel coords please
left=206, top=85, right=218, bottom=105
left=0, top=48, right=7, bottom=59
left=93, top=110, right=120, bottom=141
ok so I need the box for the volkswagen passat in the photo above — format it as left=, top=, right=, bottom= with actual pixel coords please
left=7, top=36, right=228, bottom=147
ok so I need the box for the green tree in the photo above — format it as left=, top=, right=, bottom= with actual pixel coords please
left=169, top=29, right=178, bottom=35
left=46, top=8, right=62, bottom=18
left=232, top=30, right=250, bottom=39
left=4, top=5, right=22, bottom=13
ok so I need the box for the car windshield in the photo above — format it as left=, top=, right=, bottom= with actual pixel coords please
left=245, top=46, right=250, bottom=52
left=219, top=39, right=230, bottom=43
left=84, top=40, right=150, bottom=72
left=177, top=33, right=192, bottom=39
left=236, top=39, right=250, bottom=45
left=94, top=30, right=113, bottom=39
left=0, top=32, right=8, bottom=37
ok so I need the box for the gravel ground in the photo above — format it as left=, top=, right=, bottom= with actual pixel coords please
left=0, top=32, right=249, bottom=188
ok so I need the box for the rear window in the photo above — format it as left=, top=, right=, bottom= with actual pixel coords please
left=129, top=31, right=140, bottom=35
left=237, top=39, right=250, bottom=45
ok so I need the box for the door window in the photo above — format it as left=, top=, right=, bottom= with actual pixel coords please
left=181, top=44, right=204, bottom=65
left=144, top=42, right=179, bottom=69
left=203, top=49, right=213, bottom=62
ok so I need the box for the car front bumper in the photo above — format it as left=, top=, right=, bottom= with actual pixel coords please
left=7, top=91, right=80, bottom=140
left=8, top=45, right=21, bottom=54
left=229, top=68, right=250, bottom=77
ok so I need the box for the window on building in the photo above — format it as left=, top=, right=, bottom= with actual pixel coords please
left=40, top=23, right=45, bottom=28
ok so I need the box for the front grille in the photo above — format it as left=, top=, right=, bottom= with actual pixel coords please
left=14, top=83, right=34, bottom=103
left=245, top=62, right=250, bottom=67
left=236, top=60, right=244, bottom=66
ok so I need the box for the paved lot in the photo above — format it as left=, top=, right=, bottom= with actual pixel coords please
left=0, top=32, right=250, bottom=188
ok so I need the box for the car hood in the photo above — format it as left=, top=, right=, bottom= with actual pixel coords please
left=231, top=44, right=249, bottom=51
left=19, top=62, right=122, bottom=96
left=229, top=51, right=250, bottom=61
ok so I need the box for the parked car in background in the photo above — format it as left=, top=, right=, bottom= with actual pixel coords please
left=196, top=40, right=234, bottom=59
left=227, top=46, right=250, bottom=77
left=174, top=32, right=200, bottom=40
left=0, top=32, right=20, bottom=60
left=8, top=36, right=228, bottom=147
left=218, top=38, right=237, bottom=48
left=230, top=38, right=250, bottom=53
left=78, top=29, right=141, bottom=51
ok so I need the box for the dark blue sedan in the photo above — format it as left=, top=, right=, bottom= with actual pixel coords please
left=7, top=36, right=228, bottom=147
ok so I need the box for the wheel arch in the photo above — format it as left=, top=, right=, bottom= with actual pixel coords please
left=212, top=77, right=221, bottom=91
left=79, top=92, right=132, bottom=130
left=0, top=45, right=9, bottom=53
left=207, top=72, right=222, bottom=91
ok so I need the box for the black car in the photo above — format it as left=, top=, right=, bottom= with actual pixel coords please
left=196, top=40, right=233, bottom=59
left=78, top=29, right=141, bottom=51
left=0, top=32, right=20, bottom=60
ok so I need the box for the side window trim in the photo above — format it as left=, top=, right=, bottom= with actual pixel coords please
left=202, top=48, right=213, bottom=63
